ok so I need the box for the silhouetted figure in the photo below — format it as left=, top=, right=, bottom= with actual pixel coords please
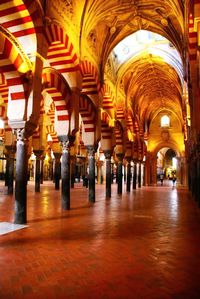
left=160, top=173, right=164, bottom=186
left=172, top=174, right=176, bottom=187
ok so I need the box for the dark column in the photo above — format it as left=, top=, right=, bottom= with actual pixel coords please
left=54, top=153, right=61, bottom=190
left=86, top=146, right=96, bottom=203
left=133, top=162, right=137, bottom=190
left=5, top=153, right=9, bottom=186
left=14, top=128, right=28, bottom=224
left=40, top=155, right=44, bottom=184
left=33, top=150, right=43, bottom=192
left=117, top=153, right=124, bottom=194
left=197, top=154, right=200, bottom=207
left=71, top=155, right=75, bottom=188
left=124, top=164, right=127, bottom=183
left=104, top=150, right=112, bottom=198
left=143, top=162, right=146, bottom=186
left=5, top=146, right=16, bottom=194
left=61, top=141, right=71, bottom=210
left=126, top=158, right=131, bottom=192
left=138, top=162, right=142, bottom=188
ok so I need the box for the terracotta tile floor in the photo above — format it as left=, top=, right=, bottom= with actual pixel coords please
left=0, top=181, right=200, bottom=299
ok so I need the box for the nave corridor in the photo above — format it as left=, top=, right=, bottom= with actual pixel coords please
left=0, top=182, right=200, bottom=299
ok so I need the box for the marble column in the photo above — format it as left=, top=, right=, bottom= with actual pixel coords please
left=54, top=153, right=61, bottom=190
left=86, top=146, right=96, bottom=203
left=126, top=158, right=131, bottom=192
left=61, top=141, right=71, bottom=210
left=138, top=162, right=142, bottom=188
left=117, top=153, right=124, bottom=194
left=33, top=150, right=43, bottom=192
left=14, top=128, right=28, bottom=224
left=5, top=145, right=16, bottom=194
left=132, top=161, right=137, bottom=190
left=104, top=150, right=112, bottom=198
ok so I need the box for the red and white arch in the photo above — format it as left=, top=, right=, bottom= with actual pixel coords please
left=42, top=69, right=71, bottom=136
left=79, top=94, right=96, bottom=145
left=0, top=33, right=32, bottom=121
left=45, top=23, right=80, bottom=86
left=101, top=110, right=113, bottom=150
left=0, top=0, right=44, bottom=61
left=81, top=60, right=101, bottom=106
left=115, top=120, right=124, bottom=154
left=102, top=83, right=115, bottom=119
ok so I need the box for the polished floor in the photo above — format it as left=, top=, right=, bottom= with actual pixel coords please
left=0, top=180, right=200, bottom=299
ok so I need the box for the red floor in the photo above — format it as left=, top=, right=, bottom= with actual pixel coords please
left=0, top=181, right=200, bottom=299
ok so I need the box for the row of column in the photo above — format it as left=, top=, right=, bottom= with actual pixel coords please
left=3, top=132, right=145, bottom=224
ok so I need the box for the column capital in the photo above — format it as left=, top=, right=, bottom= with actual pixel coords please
left=61, top=140, right=70, bottom=153
left=14, top=128, right=29, bottom=144
left=5, top=145, right=16, bottom=154
left=33, top=150, right=44, bottom=158
left=125, top=157, right=132, bottom=163
left=104, top=150, right=112, bottom=159
left=59, top=135, right=75, bottom=150
left=54, top=152, right=62, bottom=160
left=86, top=145, right=96, bottom=157
left=116, top=153, right=124, bottom=162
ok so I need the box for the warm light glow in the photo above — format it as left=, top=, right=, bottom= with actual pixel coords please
left=30, top=152, right=36, bottom=161
left=172, top=157, right=177, bottom=169
left=47, top=134, right=53, bottom=142
left=112, top=30, right=183, bottom=83
left=127, top=129, right=133, bottom=141
left=0, top=119, right=4, bottom=129
left=161, top=115, right=170, bottom=127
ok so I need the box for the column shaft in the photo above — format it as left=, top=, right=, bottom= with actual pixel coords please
left=104, top=151, right=112, bottom=198
left=87, top=146, right=96, bottom=202
left=126, top=160, right=131, bottom=192
left=133, top=162, right=137, bottom=190
left=61, top=142, right=70, bottom=210
left=14, top=129, right=28, bottom=224
left=117, top=161, right=123, bottom=194
left=138, top=162, right=142, bottom=188
left=54, top=153, right=61, bottom=190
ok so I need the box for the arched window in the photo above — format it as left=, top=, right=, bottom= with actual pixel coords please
left=161, top=115, right=170, bottom=127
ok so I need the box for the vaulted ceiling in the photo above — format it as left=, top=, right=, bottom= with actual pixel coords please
left=67, top=0, right=185, bottom=131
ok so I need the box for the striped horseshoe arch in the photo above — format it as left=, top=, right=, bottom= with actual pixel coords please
left=116, top=105, right=125, bottom=121
left=0, top=105, right=5, bottom=140
left=81, top=60, right=101, bottom=98
left=79, top=94, right=96, bottom=145
left=46, top=124, right=59, bottom=145
left=0, top=34, right=31, bottom=121
left=0, top=73, right=8, bottom=104
left=102, top=83, right=115, bottom=118
left=45, top=24, right=79, bottom=75
left=101, top=110, right=112, bottom=141
left=115, top=120, right=124, bottom=149
left=0, top=0, right=42, bottom=56
left=42, top=70, right=71, bottom=137
left=127, top=113, right=134, bottom=136
left=188, top=13, right=197, bottom=62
